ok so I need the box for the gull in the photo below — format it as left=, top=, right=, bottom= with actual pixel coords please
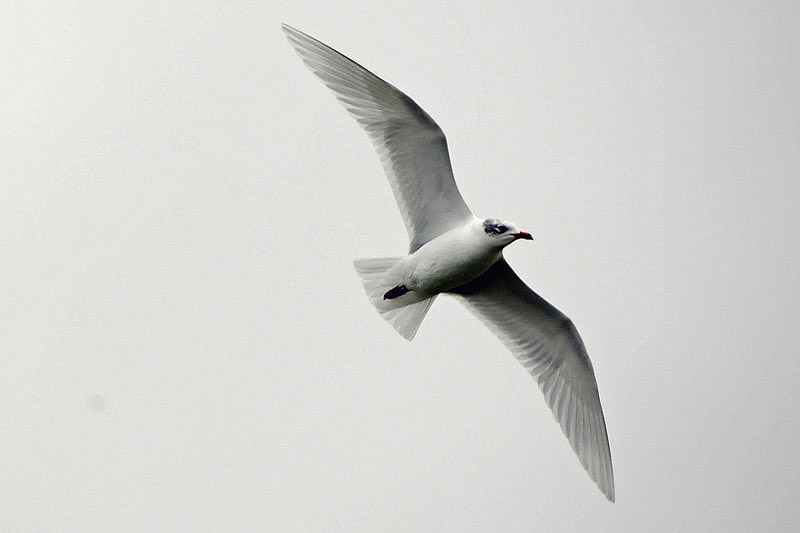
left=282, top=24, right=614, bottom=501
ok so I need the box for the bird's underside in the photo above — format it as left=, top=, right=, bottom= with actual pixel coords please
left=283, top=23, right=615, bottom=502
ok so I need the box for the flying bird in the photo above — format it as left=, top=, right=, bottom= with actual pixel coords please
left=282, top=24, right=614, bottom=501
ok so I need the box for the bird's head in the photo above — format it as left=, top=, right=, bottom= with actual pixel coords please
left=481, top=218, right=533, bottom=249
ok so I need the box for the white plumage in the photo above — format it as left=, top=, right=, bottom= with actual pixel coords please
left=283, top=24, right=615, bottom=502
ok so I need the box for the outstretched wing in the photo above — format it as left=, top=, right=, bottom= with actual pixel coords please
left=451, top=259, right=615, bottom=501
left=282, top=24, right=474, bottom=252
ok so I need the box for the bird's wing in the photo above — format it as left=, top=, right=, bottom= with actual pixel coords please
left=451, top=259, right=615, bottom=501
left=282, top=24, right=474, bottom=252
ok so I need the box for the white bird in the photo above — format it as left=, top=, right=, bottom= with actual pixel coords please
left=282, top=24, right=615, bottom=502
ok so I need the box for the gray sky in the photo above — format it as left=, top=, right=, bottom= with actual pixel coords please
left=3, top=1, right=799, bottom=531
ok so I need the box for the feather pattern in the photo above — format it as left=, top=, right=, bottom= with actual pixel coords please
left=452, top=259, right=615, bottom=501
left=282, top=24, right=474, bottom=252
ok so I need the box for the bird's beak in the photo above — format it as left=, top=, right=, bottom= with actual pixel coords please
left=513, top=232, right=534, bottom=241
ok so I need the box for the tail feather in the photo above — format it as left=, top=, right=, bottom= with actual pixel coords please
left=353, top=257, right=436, bottom=340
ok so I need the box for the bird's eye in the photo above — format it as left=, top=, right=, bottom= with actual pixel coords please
left=483, top=219, right=508, bottom=235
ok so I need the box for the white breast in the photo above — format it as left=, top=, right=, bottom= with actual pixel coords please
left=402, top=221, right=501, bottom=294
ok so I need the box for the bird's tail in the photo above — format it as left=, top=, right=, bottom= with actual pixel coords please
left=353, top=257, right=436, bottom=341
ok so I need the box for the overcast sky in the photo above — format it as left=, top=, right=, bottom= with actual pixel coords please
left=3, top=1, right=799, bottom=531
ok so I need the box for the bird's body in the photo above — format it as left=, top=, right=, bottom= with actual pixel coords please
left=282, top=24, right=615, bottom=501
left=391, top=218, right=504, bottom=295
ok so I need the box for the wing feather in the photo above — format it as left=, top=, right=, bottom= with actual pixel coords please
left=452, top=259, right=615, bottom=501
left=282, top=24, right=473, bottom=251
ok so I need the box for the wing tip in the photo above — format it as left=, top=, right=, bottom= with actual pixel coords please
left=281, top=23, right=311, bottom=47
left=600, top=473, right=616, bottom=502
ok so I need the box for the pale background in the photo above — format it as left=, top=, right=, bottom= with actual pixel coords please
left=3, top=1, right=799, bottom=531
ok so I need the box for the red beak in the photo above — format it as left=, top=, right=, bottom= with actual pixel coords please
left=514, top=231, right=534, bottom=241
